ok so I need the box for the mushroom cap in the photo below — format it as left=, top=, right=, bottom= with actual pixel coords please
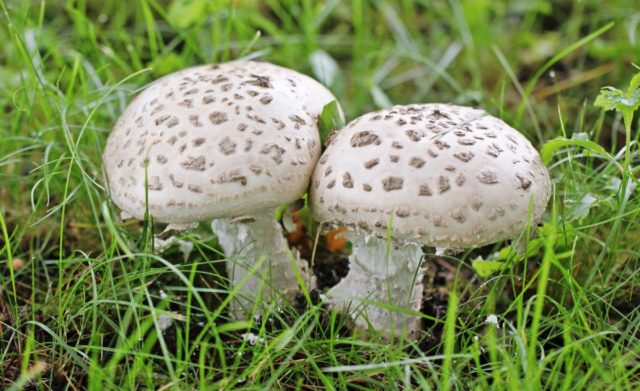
left=103, top=61, right=339, bottom=223
left=310, top=103, right=551, bottom=249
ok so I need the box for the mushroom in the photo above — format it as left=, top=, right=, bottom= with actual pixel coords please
left=102, top=60, right=342, bottom=318
left=309, top=103, right=551, bottom=338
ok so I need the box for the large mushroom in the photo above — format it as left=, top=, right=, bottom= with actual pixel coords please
left=103, top=60, right=341, bottom=318
left=310, top=103, right=551, bottom=338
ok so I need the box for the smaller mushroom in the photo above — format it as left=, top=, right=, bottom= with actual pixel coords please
left=310, top=103, right=551, bottom=339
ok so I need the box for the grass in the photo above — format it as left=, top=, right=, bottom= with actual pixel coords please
left=1, top=0, right=640, bottom=389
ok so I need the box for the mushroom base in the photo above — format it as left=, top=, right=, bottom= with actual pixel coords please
left=211, top=210, right=314, bottom=319
left=327, top=234, right=424, bottom=339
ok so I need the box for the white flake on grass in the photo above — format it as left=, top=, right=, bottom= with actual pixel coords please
left=157, top=312, right=174, bottom=331
left=485, top=314, right=499, bottom=326
left=242, top=332, right=264, bottom=345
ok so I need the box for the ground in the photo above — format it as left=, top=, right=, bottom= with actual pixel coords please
left=1, top=0, right=640, bottom=389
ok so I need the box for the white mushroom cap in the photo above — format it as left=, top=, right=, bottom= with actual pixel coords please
left=103, top=61, right=340, bottom=223
left=310, top=103, right=551, bottom=249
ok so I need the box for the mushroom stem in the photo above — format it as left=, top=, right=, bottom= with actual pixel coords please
left=211, top=210, right=313, bottom=319
left=327, top=233, right=424, bottom=339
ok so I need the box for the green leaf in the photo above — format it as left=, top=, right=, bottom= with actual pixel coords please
left=594, top=71, right=640, bottom=129
left=541, top=133, right=612, bottom=164
left=594, top=87, right=625, bottom=111
left=471, top=257, right=505, bottom=278
left=318, top=100, right=345, bottom=145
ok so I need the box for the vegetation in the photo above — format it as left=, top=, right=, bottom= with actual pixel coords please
left=1, top=0, right=640, bottom=389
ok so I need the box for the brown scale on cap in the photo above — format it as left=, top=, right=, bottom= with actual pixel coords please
left=486, top=142, right=503, bottom=157
left=382, top=176, right=403, bottom=191
left=181, top=156, right=207, bottom=171
left=409, top=157, right=425, bottom=168
left=405, top=129, right=422, bottom=141
left=342, top=172, right=354, bottom=188
left=179, top=99, right=194, bottom=108
left=438, top=176, right=450, bottom=193
left=478, top=170, right=498, bottom=184
left=364, top=158, right=379, bottom=169
left=209, top=111, right=228, bottom=125
left=187, top=114, right=202, bottom=126
left=324, top=166, right=332, bottom=176
left=218, top=137, right=237, bottom=155
left=351, top=131, right=382, bottom=147
left=419, top=184, right=432, bottom=196
left=453, top=151, right=474, bottom=162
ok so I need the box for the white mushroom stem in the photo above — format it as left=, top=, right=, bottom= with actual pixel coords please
left=211, top=210, right=313, bottom=319
left=327, top=232, right=424, bottom=339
